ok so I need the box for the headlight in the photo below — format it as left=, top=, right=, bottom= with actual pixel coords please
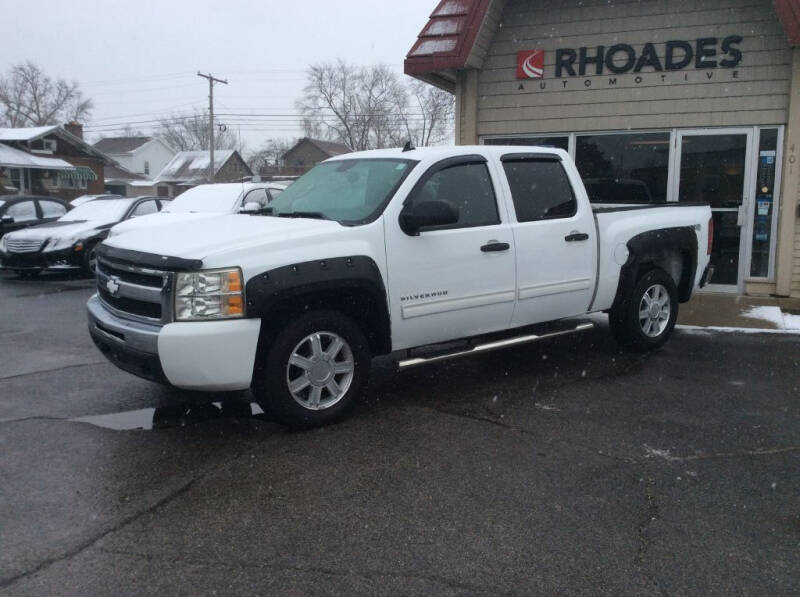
left=45, top=235, right=80, bottom=251
left=174, top=268, right=244, bottom=321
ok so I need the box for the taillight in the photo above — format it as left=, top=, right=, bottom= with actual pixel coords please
left=707, top=216, right=714, bottom=255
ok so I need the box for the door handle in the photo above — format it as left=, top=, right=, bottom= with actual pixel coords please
left=481, top=241, right=510, bottom=252
left=564, top=232, right=589, bottom=242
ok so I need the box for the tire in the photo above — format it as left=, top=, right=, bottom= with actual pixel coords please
left=253, top=310, right=371, bottom=428
left=609, top=268, right=679, bottom=351
left=81, top=243, right=98, bottom=277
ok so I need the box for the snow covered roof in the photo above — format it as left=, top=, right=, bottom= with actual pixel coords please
left=93, top=136, right=152, bottom=154
left=404, top=0, right=494, bottom=91
left=0, top=125, right=61, bottom=142
left=0, top=143, right=75, bottom=170
left=155, top=149, right=239, bottom=183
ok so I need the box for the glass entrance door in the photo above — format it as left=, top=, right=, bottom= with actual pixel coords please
left=676, top=130, right=753, bottom=289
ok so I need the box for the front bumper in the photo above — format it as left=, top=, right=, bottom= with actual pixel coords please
left=87, top=295, right=261, bottom=391
left=0, top=247, right=82, bottom=270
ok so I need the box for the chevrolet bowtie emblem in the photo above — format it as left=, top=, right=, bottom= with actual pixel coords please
left=106, top=276, right=120, bottom=298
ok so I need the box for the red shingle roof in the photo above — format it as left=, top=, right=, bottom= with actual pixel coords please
left=404, top=0, right=492, bottom=90
left=775, top=0, right=800, bottom=45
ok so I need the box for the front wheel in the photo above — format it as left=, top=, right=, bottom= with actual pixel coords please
left=609, top=268, right=679, bottom=351
left=81, top=243, right=98, bottom=277
left=253, top=310, right=370, bottom=428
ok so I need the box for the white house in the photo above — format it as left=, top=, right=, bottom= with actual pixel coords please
left=93, top=136, right=175, bottom=178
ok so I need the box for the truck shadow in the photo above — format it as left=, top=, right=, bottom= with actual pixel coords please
left=77, top=318, right=649, bottom=433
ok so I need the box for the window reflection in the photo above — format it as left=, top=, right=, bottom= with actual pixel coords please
left=576, top=133, right=670, bottom=203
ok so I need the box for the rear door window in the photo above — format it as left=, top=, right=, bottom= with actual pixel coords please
left=502, top=157, right=577, bottom=222
left=39, top=200, right=68, bottom=218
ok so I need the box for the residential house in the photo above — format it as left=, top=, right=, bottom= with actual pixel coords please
left=281, top=138, right=351, bottom=175
left=153, top=149, right=252, bottom=197
left=93, top=136, right=175, bottom=179
left=0, top=122, right=114, bottom=201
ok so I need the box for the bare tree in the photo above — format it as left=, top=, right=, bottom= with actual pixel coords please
left=0, top=61, right=93, bottom=127
left=400, top=80, right=454, bottom=146
left=158, top=109, right=238, bottom=152
left=297, top=61, right=454, bottom=150
left=297, top=61, right=408, bottom=151
left=247, top=137, right=295, bottom=172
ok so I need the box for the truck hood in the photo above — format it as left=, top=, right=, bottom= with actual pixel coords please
left=110, top=212, right=217, bottom=236
left=6, top=220, right=111, bottom=242
left=104, top=214, right=344, bottom=260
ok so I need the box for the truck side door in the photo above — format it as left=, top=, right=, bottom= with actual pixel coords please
left=384, top=155, right=516, bottom=350
left=500, top=153, right=597, bottom=326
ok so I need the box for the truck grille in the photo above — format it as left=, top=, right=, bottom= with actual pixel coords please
left=6, top=238, right=44, bottom=253
left=96, top=255, right=172, bottom=323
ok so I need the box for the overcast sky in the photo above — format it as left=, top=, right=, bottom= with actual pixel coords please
left=2, top=0, right=438, bottom=151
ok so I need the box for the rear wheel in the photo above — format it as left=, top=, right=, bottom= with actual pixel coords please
left=609, top=268, right=678, bottom=351
left=253, top=310, right=370, bottom=428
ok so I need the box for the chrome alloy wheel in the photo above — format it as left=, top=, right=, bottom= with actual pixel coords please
left=638, top=284, right=671, bottom=338
left=286, top=331, right=355, bottom=411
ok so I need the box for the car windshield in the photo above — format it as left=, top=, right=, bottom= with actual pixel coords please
left=60, top=199, right=133, bottom=222
left=162, top=185, right=243, bottom=213
left=267, top=159, right=416, bottom=224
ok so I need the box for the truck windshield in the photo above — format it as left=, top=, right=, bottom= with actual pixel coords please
left=268, top=158, right=416, bottom=224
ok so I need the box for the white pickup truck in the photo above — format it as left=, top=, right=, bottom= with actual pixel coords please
left=87, top=146, right=712, bottom=426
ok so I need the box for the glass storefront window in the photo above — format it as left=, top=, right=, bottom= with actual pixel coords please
left=484, top=136, right=569, bottom=151
left=575, top=132, right=670, bottom=203
left=750, top=129, right=778, bottom=278
left=678, top=134, right=747, bottom=208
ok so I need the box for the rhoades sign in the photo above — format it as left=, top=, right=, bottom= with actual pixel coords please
left=517, top=36, right=743, bottom=80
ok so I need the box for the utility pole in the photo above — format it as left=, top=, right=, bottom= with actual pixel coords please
left=197, top=72, right=228, bottom=183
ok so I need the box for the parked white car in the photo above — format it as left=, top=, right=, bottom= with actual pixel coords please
left=70, top=194, right=122, bottom=207
left=108, top=182, right=287, bottom=237
left=88, top=145, right=712, bottom=427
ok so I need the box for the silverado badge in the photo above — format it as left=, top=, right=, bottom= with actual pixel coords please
left=106, top=276, right=120, bottom=298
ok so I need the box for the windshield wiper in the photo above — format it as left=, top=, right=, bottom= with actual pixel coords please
left=277, top=211, right=328, bottom=220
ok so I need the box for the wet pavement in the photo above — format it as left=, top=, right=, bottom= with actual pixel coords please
left=0, top=269, right=798, bottom=595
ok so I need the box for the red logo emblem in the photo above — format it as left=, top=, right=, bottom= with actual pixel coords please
left=517, top=50, right=544, bottom=79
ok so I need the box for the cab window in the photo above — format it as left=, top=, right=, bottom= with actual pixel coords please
left=407, top=161, right=499, bottom=229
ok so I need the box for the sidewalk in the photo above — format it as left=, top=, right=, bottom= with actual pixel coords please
left=678, top=292, right=800, bottom=331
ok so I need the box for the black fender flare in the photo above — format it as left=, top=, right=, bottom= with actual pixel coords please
left=245, top=255, right=391, bottom=355
left=613, top=226, right=698, bottom=308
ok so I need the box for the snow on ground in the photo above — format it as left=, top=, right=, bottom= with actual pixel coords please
left=740, top=306, right=800, bottom=330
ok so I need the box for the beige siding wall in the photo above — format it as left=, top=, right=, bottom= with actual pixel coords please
left=475, top=0, right=791, bottom=137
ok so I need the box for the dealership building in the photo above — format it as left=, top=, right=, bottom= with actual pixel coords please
left=405, top=0, right=800, bottom=297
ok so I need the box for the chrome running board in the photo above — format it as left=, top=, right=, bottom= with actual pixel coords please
left=397, top=322, right=595, bottom=370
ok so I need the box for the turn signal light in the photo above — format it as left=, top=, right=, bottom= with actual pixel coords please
left=707, top=216, right=714, bottom=255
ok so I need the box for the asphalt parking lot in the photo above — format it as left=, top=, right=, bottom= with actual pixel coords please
left=0, top=270, right=798, bottom=596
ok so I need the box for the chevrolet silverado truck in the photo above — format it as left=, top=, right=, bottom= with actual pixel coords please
left=87, top=145, right=712, bottom=426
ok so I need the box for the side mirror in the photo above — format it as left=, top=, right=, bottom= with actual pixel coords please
left=1, top=215, right=14, bottom=225
left=241, top=202, right=261, bottom=213
left=399, top=200, right=459, bottom=236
